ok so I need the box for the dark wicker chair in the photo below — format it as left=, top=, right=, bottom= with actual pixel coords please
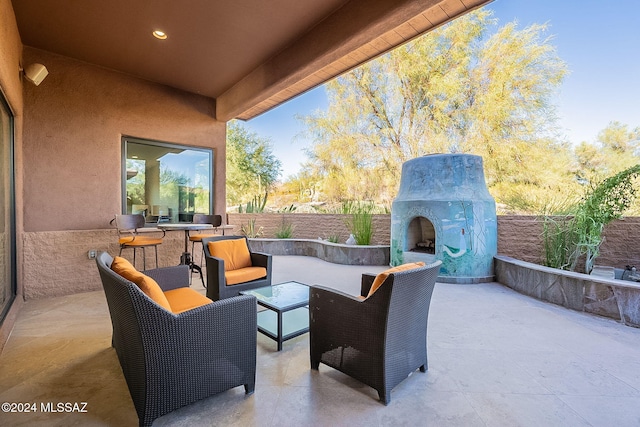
left=95, top=251, right=257, bottom=427
left=309, top=260, right=442, bottom=405
left=202, top=235, right=272, bottom=301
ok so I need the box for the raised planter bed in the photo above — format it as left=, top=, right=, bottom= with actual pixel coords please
left=495, top=255, right=640, bottom=328
left=248, top=238, right=390, bottom=266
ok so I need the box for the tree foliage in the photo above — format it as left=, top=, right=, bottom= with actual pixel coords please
left=226, top=121, right=282, bottom=206
left=575, top=121, right=640, bottom=184
left=300, top=9, right=574, bottom=211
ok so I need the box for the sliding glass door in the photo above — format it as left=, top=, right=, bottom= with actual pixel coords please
left=0, top=93, right=15, bottom=323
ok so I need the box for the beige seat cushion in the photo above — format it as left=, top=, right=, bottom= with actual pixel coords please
left=367, top=262, right=426, bottom=298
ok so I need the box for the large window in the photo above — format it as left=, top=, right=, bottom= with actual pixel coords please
left=122, top=137, right=213, bottom=223
left=0, top=92, right=15, bottom=323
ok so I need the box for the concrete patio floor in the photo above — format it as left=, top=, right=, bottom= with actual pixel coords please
left=1, top=255, right=640, bottom=426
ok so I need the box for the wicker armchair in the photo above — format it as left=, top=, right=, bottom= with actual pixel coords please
left=95, top=252, right=257, bottom=427
left=309, top=260, right=442, bottom=404
left=202, top=235, right=272, bottom=300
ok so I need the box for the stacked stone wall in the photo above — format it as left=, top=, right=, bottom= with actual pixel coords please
left=226, top=213, right=391, bottom=246
left=20, top=215, right=640, bottom=299
left=228, top=214, right=640, bottom=269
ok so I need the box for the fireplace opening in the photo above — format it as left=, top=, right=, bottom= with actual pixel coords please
left=406, top=217, right=435, bottom=254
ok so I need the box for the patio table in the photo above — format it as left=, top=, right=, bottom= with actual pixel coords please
left=240, top=281, right=309, bottom=351
left=157, top=223, right=213, bottom=283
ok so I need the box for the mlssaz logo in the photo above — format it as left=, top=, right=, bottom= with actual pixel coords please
left=40, top=402, right=88, bottom=413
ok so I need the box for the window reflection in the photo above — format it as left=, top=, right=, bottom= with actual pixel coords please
left=123, top=137, right=213, bottom=223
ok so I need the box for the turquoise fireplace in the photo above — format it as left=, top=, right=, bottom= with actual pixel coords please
left=390, top=154, right=497, bottom=283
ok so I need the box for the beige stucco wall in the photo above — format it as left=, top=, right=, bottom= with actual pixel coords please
left=17, top=49, right=227, bottom=298
left=1, top=0, right=230, bottom=341
left=21, top=47, right=226, bottom=232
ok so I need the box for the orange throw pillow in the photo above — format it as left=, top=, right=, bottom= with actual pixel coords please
left=208, top=238, right=252, bottom=271
left=111, top=256, right=172, bottom=311
left=367, top=262, right=426, bottom=298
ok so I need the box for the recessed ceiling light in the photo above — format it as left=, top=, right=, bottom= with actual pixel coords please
left=152, top=30, right=167, bottom=40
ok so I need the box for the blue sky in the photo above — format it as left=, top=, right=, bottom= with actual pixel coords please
left=244, top=0, right=640, bottom=179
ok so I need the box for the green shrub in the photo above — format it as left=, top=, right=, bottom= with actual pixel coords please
left=239, top=193, right=267, bottom=213
left=325, top=234, right=341, bottom=243
left=275, top=220, right=295, bottom=238
left=342, top=201, right=375, bottom=245
left=542, top=164, right=640, bottom=273
left=240, top=218, right=264, bottom=238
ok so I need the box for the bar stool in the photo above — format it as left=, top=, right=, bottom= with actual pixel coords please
left=112, top=214, right=165, bottom=270
left=189, top=214, right=223, bottom=266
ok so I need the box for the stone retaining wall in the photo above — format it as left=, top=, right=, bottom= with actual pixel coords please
left=248, top=238, right=390, bottom=266
left=495, top=255, right=640, bottom=328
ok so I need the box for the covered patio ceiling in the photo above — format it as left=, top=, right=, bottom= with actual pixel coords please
left=12, top=0, right=490, bottom=121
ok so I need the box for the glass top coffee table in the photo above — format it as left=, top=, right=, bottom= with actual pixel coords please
left=240, top=281, right=309, bottom=351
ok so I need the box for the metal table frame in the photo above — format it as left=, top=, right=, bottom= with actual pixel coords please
left=241, top=281, right=309, bottom=351
left=157, top=223, right=214, bottom=284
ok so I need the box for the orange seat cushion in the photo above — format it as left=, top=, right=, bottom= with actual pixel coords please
left=208, top=239, right=252, bottom=271
left=119, top=235, right=163, bottom=246
left=225, top=267, right=267, bottom=286
left=367, top=262, right=426, bottom=298
left=164, top=288, right=213, bottom=314
left=111, top=256, right=172, bottom=311
left=189, top=233, right=217, bottom=242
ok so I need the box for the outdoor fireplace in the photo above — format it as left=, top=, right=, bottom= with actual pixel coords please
left=390, top=154, right=497, bottom=283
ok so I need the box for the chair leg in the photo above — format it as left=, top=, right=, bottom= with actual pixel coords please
left=141, top=247, right=146, bottom=270
left=154, top=245, right=159, bottom=269
left=188, top=241, right=195, bottom=285
left=244, top=382, right=255, bottom=395
left=378, top=390, right=390, bottom=405
left=310, top=357, right=320, bottom=370
left=200, top=242, right=207, bottom=288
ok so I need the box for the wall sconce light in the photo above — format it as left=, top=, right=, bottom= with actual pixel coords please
left=21, top=63, right=49, bottom=86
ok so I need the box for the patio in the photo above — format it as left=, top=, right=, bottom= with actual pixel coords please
left=1, top=255, right=640, bottom=426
